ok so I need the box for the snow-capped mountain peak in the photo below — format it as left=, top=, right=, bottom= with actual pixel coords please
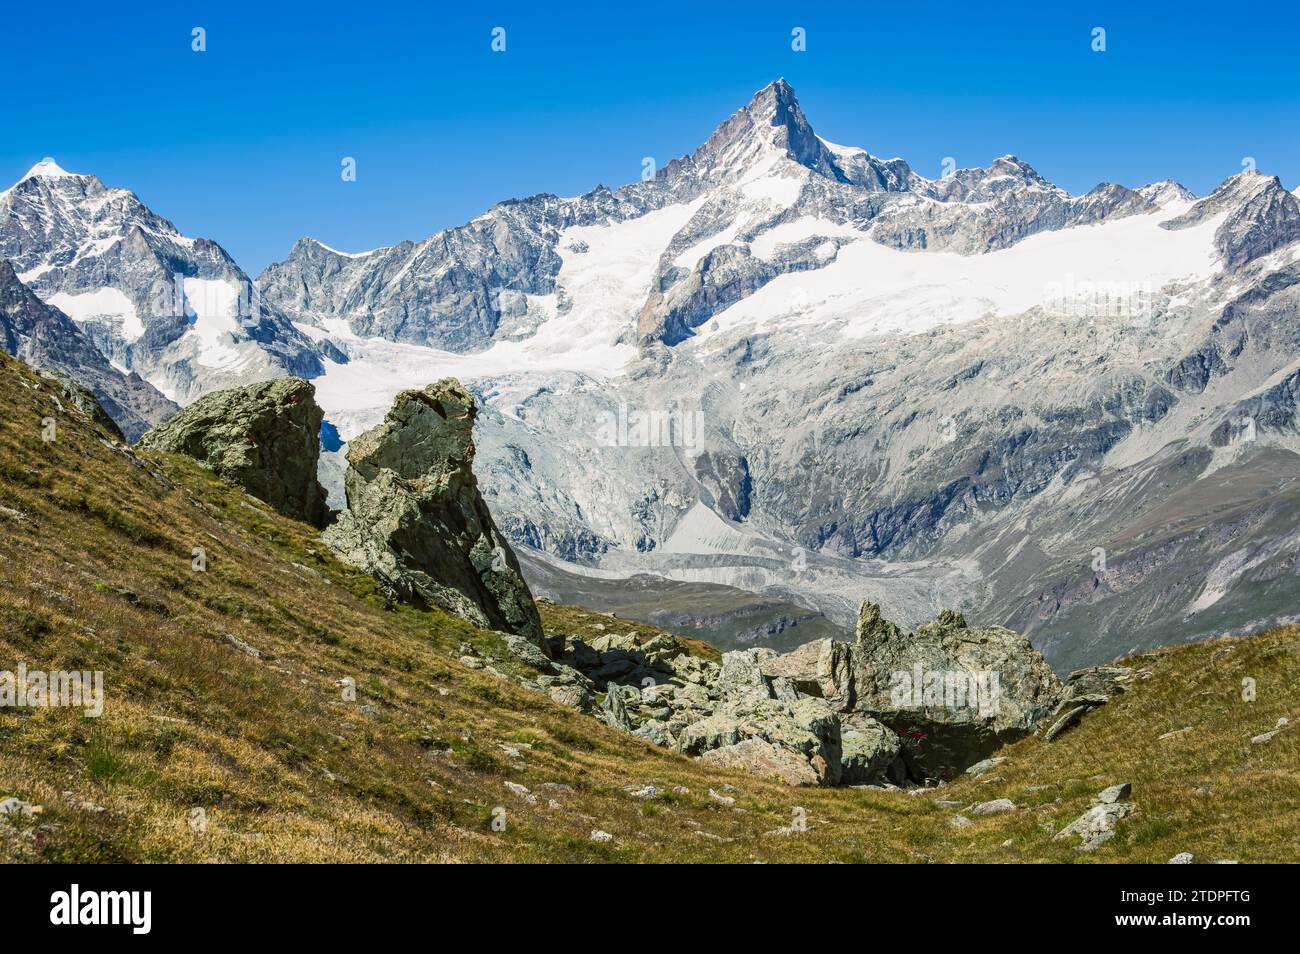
left=1138, top=179, right=1197, bottom=209
left=1, top=163, right=329, bottom=403
left=21, top=157, right=82, bottom=181
left=1, top=157, right=89, bottom=203
left=259, top=77, right=1265, bottom=360
left=688, top=78, right=840, bottom=181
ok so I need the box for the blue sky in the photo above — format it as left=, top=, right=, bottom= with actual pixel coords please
left=6, top=1, right=1299, bottom=274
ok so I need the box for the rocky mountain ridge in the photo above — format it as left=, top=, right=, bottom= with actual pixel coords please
left=258, top=79, right=1199, bottom=353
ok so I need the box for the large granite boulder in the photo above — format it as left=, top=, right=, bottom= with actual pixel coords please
left=323, top=380, right=547, bottom=651
left=847, top=603, right=1062, bottom=781
left=140, top=377, right=330, bottom=527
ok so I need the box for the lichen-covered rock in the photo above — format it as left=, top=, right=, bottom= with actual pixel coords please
left=677, top=695, right=842, bottom=786
left=699, top=737, right=822, bottom=787
left=760, top=637, right=858, bottom=710
left=602, top=683, right=636, bottom=731
left=744, top=601, right=1059, bottom=782
left=1054, top=801, right=1132, bottom=851
left=322, top=379, right=546, bottom=651
left=842, top=602, right=1061, bottom=781
left=532, top=596, right=1061, bottom=789
left=839, top=712, right=906, bottom=786
left=716, top=648, right=780, bottom=704
left=140, top=377, right=329, bottom=527
left=544, top=682, right=595, bottom=713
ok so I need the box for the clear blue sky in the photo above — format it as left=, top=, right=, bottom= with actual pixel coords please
left=6, top=1, right=1299, bottom=274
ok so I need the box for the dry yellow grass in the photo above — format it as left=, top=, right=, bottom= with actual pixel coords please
left=1, top=352, right=1296, bottom=863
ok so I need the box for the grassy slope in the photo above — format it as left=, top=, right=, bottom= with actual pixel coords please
left=1, top=352, right=1296, bottom=863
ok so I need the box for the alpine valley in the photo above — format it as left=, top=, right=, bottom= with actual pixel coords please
left=7, top=79, right=1300, bottom=672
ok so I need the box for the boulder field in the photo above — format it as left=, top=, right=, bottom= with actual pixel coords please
left=490, top=600, right=1141, bottom=787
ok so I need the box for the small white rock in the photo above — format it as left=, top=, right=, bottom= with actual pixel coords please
left=503, top=781, right=537, bottom=804
left=970, top=798, right=1017, bottom=815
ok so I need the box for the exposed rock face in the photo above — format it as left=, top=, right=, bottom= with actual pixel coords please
left=1042, top=665, right=1151, bottom=741
left=0, top=260, right=175, bottom=441
left=846, top=604, right=1062, bottom=779
left=692, top=451, right=751, bottom=521
left=323, top=380, right=546, bottom=650
left=140, top=378, right=330, bottom=527
left=1163, top=172, right=1300, bottom=270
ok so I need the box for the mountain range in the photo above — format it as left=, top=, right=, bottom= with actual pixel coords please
left=6, top=79, right=1300, bottom=670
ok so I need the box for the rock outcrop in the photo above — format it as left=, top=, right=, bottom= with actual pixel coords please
left=508, top=600, right=1061, bottom=787
left=843, top=605, right=1062, bottom=780
left=140, top=377, right=330, bottom=528
left=323, top=380, right=547, bottom=651
left=753, top=602, right=1061, bottom=780
left=1041, top=664, right=1150, bottom=741
left=38, top=369, right=127, bottom=442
